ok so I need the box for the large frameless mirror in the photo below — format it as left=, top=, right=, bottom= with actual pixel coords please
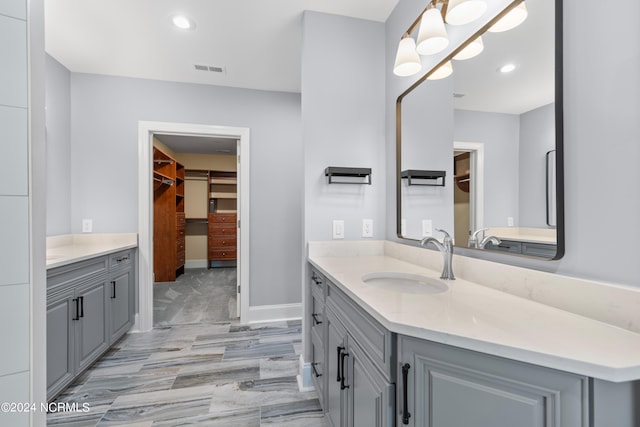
left=396, top=0, right=564, bottom=260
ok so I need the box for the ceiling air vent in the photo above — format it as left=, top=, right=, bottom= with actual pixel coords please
left=194, top=64, right=225, bottom=73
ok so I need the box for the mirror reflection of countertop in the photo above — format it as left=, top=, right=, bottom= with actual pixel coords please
left=308, top=240, right=640, bottom=382
left=46, top=233, right=138, bottom=269
left=485, top=227, right=556, bottom=245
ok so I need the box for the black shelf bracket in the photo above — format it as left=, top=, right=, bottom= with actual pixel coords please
left=401, top=169, right=445, bottom=186
left=325, top=167, right=372, bottom=185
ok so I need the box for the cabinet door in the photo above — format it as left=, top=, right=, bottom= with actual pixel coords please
left=398, top=336, right=588, bottom=427
left=109, top=268, right=133, bottom=343
left=46, top=288, right=75, bottom=399
left=76, top=279, right=109, bottom=372
left=345, top=340, right=395, bottom=427
left=326, top=308, right=348, bottom=427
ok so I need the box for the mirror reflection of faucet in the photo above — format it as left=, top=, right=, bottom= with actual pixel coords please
left=469, top=228, right=502, bottom=249
left=420, top=229, right=455, bottom=280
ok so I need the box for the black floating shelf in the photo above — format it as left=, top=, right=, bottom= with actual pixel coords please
left=325, top=167, right=372, bottom=185
left=401, top=170, right=446, bottom=186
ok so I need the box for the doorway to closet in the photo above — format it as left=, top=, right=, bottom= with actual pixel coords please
left=137, top=122, right=250, bottom=332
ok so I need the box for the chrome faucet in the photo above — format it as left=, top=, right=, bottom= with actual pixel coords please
left=420, top=229, right=455, bottom=280
left=469, top=228, right=501, bottom=249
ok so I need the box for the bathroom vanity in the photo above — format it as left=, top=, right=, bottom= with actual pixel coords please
left=46, top=234, right=137, bottom=399
left=306, top=241, right=640, bottom=427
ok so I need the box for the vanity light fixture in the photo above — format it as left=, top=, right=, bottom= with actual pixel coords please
left=393, top=0, right=528, bottom=77
left=172, top=14, right=195, bottom=30
left=453, top=36, right=483, bottom=60
left=416, top=6, right=449, bottom=55
left=446, top=0, right=488, bottom=25
left=393, top=37, right=423, bottom=77
left=488, top=2, right=528, bottom=32
left=428, top=61, right=453, bottom=79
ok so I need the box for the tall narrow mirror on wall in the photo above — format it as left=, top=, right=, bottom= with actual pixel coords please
left=396, top=0, right=563, bottom=260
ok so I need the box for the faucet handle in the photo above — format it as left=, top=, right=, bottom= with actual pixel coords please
left=435, top=229, right=452, bottom=241
left=471, top=228, right=488, bottom=239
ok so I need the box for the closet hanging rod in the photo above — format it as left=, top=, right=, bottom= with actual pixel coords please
left=153, top=176, right=174, bottom=186
left=154, top=159, right=174, bottom=165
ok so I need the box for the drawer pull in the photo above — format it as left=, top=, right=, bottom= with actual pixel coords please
left=72, top=298, right=80, bottom=321
left=340, top=351, right=350, bottom=390
left=402, top=363, right=411, bottom=424
left=312, top=276, right=322, bottom=285
left=111, top=281, right=116, bottom=299
left=311, top=362, right=322, bottom=378
left=311, top=313, right=323, bottom=325
left=336, top=346, right=344, bottom=382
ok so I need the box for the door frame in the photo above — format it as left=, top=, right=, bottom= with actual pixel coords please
left=137, top=121, right=250, bottom=332
left=454, top=141, right=485, bottom=234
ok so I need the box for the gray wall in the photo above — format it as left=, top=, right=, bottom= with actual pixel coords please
left=65, top=73, right=303, bottom=307
left=46, top=54, right=71, bottom=235
left=454, top=109, right=520, bottom=228
left=519, top=103, right=555, bottom=228
left=386, top=0, right=640, bottom=287
left=302, top=11, right=386, bottom=242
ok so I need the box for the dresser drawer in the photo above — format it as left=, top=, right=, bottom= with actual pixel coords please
left=209, top=213, right=237, bottom=224
left=208, top=224, right=237, bottom=236
left=208, top=237, right=236, bottom=248
left=208, top=249, right=236, bottom=259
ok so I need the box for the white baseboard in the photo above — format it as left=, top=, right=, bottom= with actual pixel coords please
left=246, top=302, right=302, bottom=324
left=185, top=259, right=208, bottom=269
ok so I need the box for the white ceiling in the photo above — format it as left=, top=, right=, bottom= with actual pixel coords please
left=44, top=0, right=399, bottom=94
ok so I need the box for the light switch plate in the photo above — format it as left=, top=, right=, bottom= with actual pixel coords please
left=422, top=219, right=433, bottom=237
left=362, top=219, right=373, bottom=238
left=332, top=220, right=344, bottom=239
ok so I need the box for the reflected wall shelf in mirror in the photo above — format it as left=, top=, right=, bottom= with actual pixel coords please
left=402, top=170, right=446, bottom=186
left=395, top=0, right=564, bottom=261
left=325, top=167, right=372, bottom=185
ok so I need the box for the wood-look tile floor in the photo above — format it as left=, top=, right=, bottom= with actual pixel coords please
left=47, top=269, right=327, bottom=426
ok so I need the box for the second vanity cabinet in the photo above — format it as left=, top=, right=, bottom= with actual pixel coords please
left=397, top=335, right=588, bottom=427
left=47, top=249, right=136, bottom=399
left=310, top=266, right=395, bottom=427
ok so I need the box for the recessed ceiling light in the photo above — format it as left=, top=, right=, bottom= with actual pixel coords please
left=499, top=63, right=516, bottom=74
left=172, top=15, right=195, bottom=30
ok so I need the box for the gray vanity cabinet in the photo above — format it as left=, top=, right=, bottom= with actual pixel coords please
left=108, top=250, right=135, bottom=344
left=75, top=278, right=110, bottom=372
left=323, top=275, right=395, bottom=427
left=47, top=249, right=136, bottom=399
left=397, top=335, right=589, bottom=427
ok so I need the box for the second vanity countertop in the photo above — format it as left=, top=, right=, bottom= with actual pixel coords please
left=47, top=233, right=138, bottom=269
left=309, top=252, right=640, bottom=383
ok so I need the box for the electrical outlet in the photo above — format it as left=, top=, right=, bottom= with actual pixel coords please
left=82, top=219, right=93, bottom=233
left=422, top=219, right=433, bottom=237
left=507, top=216, right=514, bottom=227
left=332, top=220, right=344, bottom=239
left=362, top=219, right=373, bottom=238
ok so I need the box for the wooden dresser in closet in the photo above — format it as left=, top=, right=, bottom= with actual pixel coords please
left=208, top=212, right=237, bottom=267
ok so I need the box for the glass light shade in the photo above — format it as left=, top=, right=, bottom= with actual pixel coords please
left=416, top=8, right=449, bottom=55
left=453, top=36, right=484, bottom=60
left=172, top=15, right=195, bottom=29
left=427, top=61, right=453, bottom=80
left=393, top=38, right=422, bottom=77
left=488, top=3, right=528, bottom=32
left=446, top=0, right=487, bottom=25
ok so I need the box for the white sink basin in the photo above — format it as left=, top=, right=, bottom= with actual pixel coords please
left=361, top=272, right=448, bottom=294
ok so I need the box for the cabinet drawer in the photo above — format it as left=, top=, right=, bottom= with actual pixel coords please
left=310, top=291, right=325, bottom=338
left=208, top=249, right=236, bottom=259
left=327, top=281, right=392, bottom=379
left=208, top=224, right=237, bottom=236
left=310, top=268, right=326, bottom=299
left=109, top=250, right=134, bottom=270
left=48, top=256, right=108, bottom=290
left=208, top=213, right=237, bottom=224
left=208, top=237, right=236, bottom=248
left=310, top=328, right=325, bottom=407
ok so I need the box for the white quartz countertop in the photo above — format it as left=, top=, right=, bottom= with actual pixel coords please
left=309, top=254, right=640, bottom=383
left=486, top=227, right=556, bottom=244
left=47, top=233, right=138, bottom=269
